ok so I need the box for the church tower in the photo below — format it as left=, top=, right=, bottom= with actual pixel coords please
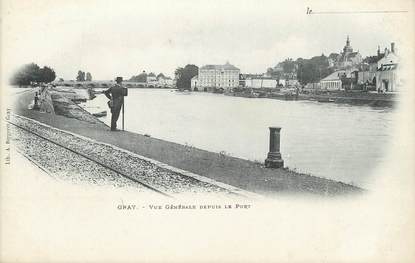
left=343, top=35, right=353, bottom=54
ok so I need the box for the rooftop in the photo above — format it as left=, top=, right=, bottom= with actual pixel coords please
left=378, top=64, right=398, bottom=71
left=320, top=70, right=345, bottom=81
left=364, top=55, right=384, bottom=64
left=347, top=52, right=360, bottom=58
left=200, top=62, right=239, bottom=71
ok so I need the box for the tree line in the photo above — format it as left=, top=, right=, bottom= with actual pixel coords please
left=10, top=63, right=56, bottom=86
left=129, top=71, right=168, bottom=83
left=129, top=71, right=149, bottom=82
left=267, top=55, right=334, bottom=85
left=128, top=66, right=198, bottom=90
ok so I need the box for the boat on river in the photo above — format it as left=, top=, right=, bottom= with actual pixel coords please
left=92, top=111, right=107, bottom=117
left=175, top=89, right=191, bottom=94
left=317, top=97, right=335, bottom=103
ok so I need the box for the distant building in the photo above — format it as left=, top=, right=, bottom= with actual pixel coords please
left=165, top=77, right=173, bottom=86
left=245, top=77, right=278, bottom=89
left=156, top=73, right=173, bottom=87
left=356, top=46, right=388, bottom=89
left=357, top=71, right=375, bottom=90
left=239, top=74, right=246, bottom=87
left=147, top=72, right=157, bottom=84
left=320, top=71, right=344, bottom=90
left=332, top=36, right=363, bottom=69
left=278, top=79, right=286, bottom=87
left=341, top=70, right=359, bottom=90
left=375, top=43, right=399, bottom=92
left=285, top=79, right=300, bottom=87
left=195, top=62, right=240, bottom=91
left=376, top=43, right=398, bottom=69
left=304, top=82, right=321, bottom=91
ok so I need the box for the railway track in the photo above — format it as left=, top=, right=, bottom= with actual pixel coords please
left=10, top=121, right=173, bottom=198
left=8, top=114, right=260, bottom=199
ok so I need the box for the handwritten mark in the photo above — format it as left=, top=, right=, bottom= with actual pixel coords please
left=306, top=7, right=407, bottom=15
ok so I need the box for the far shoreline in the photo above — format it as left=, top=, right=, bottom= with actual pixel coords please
left=12, top=83, right=397, bottom=108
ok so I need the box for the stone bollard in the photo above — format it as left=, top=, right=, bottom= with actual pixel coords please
left=265, top=127, right=284, bottom=168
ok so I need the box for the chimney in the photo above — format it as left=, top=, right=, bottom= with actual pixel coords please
left=377, top=46, right=380, bottom=57
left=391, top=42, right=395, bottom=53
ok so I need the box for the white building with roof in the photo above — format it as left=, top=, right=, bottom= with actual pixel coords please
left=320, top=71, right=344, bottom=90
left=376, top=43, right=399, bottom=92
left=156, top=74, right=173, bottom=87
left=196, top=62, right=240, bottom=91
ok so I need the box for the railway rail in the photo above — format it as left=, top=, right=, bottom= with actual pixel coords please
left=10, top=121, right=172, bottom=197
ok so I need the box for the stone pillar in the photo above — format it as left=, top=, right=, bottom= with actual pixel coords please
left=265, top=127, right=284, bottom=168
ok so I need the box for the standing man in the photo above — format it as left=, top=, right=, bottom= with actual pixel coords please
left=104, top=77, right=125, bottom=131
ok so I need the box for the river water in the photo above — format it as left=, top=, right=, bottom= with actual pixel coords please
left=82, top=88, right=396, bottom=187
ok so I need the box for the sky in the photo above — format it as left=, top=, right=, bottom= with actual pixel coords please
left=2, top=0, right=413, bottom=80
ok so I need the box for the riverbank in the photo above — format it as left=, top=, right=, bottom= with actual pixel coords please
left=12, top=87, right=363, bottom=196
left=226, top=88, right=396, bottom=107
left=298, top=91, right=397, bottom=107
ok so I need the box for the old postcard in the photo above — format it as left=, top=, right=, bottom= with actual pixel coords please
left=1, top=0, right=414, bottom=262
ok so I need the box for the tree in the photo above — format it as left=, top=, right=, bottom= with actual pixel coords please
left=297, top=55, right=332, bottom=84
left=136, top=71, right=147, bottom=82
left=282, top=58, right=296, bottom=73
left=129, top=70, right=147, bottom=82
left=266, top=67, right=274, bottom=77
left=76, top=70, right=86, bottom=81
left=40, top=66, right=56, bottom=83
left=10, top=63, right=56, bottom=86
left=86, top=72, right=92, bottom=81
left=175, top=64, right=198, bottom=90
left=174, top=67, right=184, bottom=79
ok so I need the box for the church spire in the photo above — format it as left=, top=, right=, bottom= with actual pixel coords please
left=343, top=35, right=353, bottom=54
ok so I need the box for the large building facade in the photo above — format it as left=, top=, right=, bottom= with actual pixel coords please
left=192, top=62, right=240, bottom=91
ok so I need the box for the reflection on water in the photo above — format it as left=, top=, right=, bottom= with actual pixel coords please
left=84, top=88, right=396, bottom=187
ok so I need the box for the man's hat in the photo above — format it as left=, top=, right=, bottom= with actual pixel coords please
left=115, top=77, right=123, bottom=83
